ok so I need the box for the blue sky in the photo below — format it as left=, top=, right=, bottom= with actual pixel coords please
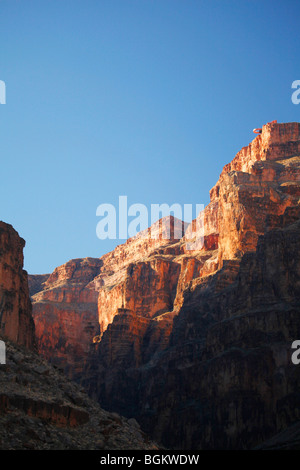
left=0, top=0, right=299, bottom=274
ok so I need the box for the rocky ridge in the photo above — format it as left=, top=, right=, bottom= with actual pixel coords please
left=31, top=121, right=300, bottom=378
left=29, top=120, right=300, bottom=449
left=0, top=338, right=158, bottom=450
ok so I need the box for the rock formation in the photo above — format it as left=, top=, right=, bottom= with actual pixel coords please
left=31, top=258, right=102, bottom=380
left=0, top=222, right=157, bottom=450
left=28, top=274, right=50, bottom=296
left=0, top=222, right=36, bottom=350
left=82, top=120, right=300, bottom=449
left=30, top=120, right=300, bottom=449
left=30, top=217, right=187, bottom=379
left=0, top=339, right=158, bottom=450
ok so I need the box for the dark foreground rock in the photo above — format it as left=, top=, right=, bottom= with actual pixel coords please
left=0, top=339, right=158, bottom=450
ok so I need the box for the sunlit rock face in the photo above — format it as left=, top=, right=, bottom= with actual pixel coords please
left=31, top=121, right=300, bottom=449
left=82, top=121, right=300, bottom=449
left=31, top=258, right=102, bottom=380
left=32, top=120, right=300, bottom=369
left=0, top=225, right=157, bottom=450
left=30, top=217, right=189, bottom=378
left=0, top=222, right=36, bottom=351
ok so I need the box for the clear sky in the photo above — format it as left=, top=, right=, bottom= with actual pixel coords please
left=0, top=0, right=299, bottom=274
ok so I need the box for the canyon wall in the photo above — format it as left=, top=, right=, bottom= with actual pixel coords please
left=31, top=258, right=102, bottom=380
left=31, top=120, right=300, bottom=448
left=0, top=222, right=36, bottom=350
left=0, top=223, right=157, bottom=450
left=30, top=217, right=189, bottom=378
left=82, top=120, right=300, bottom=448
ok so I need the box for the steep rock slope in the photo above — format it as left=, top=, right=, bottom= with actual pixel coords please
left=83, top=207, right=300, bottom=449
left=31, top=258, right=102, bottom=380
left=0, top=339, right=158, bottom=450
left=32, top=121, right=300, bottom=379
left=0, top=222, right=35, bottom=350
left=0, top=223, right=157, bottom=450
left=30, top=217, right=190, bottom=378
left=82, top=120, right=300, bottom=449
left=30, top=120, right=300, bottom=449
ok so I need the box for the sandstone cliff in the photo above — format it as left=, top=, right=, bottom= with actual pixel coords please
left=30, top=120, right=300, bottom=449
left=0, top=222, right=157, bottom=450
left=30, top=217, right=187, bottom=379
left=31, top=258, right=102, bottom=380
left=136, top=213, right=300, bottom=449
left=0, top=222, right=36, bottom=350
left=81, top=120, right=300, bottom=449
left=31, top=121, right=300, bottom=372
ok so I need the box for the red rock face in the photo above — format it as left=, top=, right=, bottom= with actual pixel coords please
left=30, top=217, right=189, bottom=378
left=31, top=258, right=102, bottom=380
left=93, top=216, right=188, bottom=335
left=97, top=257, right=181, bottom=335
left=209, top=120, right=300, bottom=265
left=81, top=121, right=300, bottom=449
left=32, top=121, right=300, bottom=375
left=31, top=121, right=300, bottom=449
left=0, top=222, right=36, bottom=350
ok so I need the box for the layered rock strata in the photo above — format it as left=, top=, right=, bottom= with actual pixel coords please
left=0, top=222, right=36, bottom=350
left=30, top=120, right=300, bottom=449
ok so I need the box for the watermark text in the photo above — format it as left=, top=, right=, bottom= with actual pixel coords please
left=96, top=196, right=204, bottom=250
left=0, top=80, right=6, bottom=104
left=291, top=80, right=300, bottom=105
left=291, top=340, right=300, bottom=365
left=0, top=340, right=6, bottom=364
